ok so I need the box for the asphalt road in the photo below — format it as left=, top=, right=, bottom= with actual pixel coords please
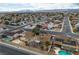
left=61, top=16, right=79, bottom=38
left=0, top=44, right=30, bottom=55
left=62, top=16, right=72, bottom=33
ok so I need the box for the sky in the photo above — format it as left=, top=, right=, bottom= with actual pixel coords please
left=0, top=3, right=79, bottom=12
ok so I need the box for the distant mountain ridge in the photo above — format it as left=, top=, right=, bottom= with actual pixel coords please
left=0, top=9, right=79, bottom=13
left=35, top=9, right=79, bottom=12
left=15, top=9, right=79, bottom=13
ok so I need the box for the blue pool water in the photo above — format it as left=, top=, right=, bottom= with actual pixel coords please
left=58, top=50, right=72, bottom=55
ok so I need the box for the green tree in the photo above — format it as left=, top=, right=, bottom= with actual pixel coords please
left=32, top=25, right=41, bottom=36
left=5, top=21, right=9, bottom=25
left=32, top=27, right=40, bottom=35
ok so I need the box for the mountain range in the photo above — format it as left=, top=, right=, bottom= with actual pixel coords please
left=1, top=9, right=79, bottom=13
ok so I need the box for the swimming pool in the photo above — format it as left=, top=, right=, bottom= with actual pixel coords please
left=58, top=50, right=72, bottom=55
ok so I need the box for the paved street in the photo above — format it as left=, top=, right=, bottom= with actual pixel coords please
left=0, top=42, right=44, bottom=55
left=0, top=44, right=30, bottom=55
left=62, top=16, right=72, bottom=33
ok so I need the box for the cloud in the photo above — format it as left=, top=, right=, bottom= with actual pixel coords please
left=0, top=3, right=33, bottom=11
left=0, top=3, right=79, bottom=11
left=30, top=3, right=79, bottom=10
